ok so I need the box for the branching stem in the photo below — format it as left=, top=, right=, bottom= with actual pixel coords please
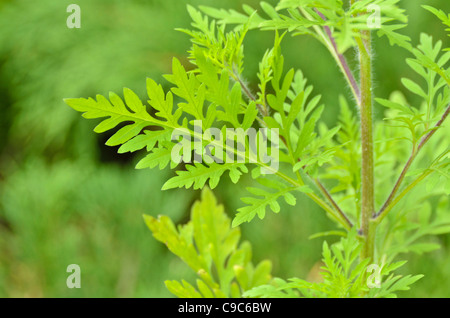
left=314, top=9, right=361, bottom=106
left=375, top=104, right=450, bottom=219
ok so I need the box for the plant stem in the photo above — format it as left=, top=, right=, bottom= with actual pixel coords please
left=358, top=30, right=375, bottom=261
left=315, top=178, right=354, bottom=228
left=374, top=169, right=434, bottom=225
left=314, top=9, right=361, bottom=106
left=233, top=72, right=268, bottom=117
left=416, top=104, right=450, bottom=152
left=375, top=103, right=450, bottom=219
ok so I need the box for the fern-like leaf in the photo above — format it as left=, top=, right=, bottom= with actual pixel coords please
left=144, top=188, right=273, bottom=298
left=162, top=163, right=248, bottom=190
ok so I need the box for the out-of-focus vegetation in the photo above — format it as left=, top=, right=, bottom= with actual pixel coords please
left=0, top=0, right=448, bottom=297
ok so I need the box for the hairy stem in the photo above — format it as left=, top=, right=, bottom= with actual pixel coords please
left=314, top=9, right=361, bottom=106
left=233, top=72, right=268, bottom=117
left=358, top=30, right=375, bottom=261
left=315, top=178, right=354, bottom=228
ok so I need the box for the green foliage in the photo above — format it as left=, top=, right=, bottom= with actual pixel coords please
left=65, top=11, right=341, bottom=228
left=233, top=177, right=309, bottom=226
left=244, top=229, right=423, bottom=298
left=322, top=96, right=361, bottom=217
left=423, top=5, right=450, bottom=50
left=144, top=188, right=272, bottom=298
left=63, top=0, right=450, bottom=298
left=178, top=5, right=250, bottom=79
left=200, top=0, right=410, bottom=53
left=376, top=32, right=449, bottom=149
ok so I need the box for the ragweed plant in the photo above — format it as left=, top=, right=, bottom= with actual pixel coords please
left=65, top=0, right=449, bottom=298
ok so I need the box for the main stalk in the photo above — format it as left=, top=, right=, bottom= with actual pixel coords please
left=359, top=29, right=376, bottom=261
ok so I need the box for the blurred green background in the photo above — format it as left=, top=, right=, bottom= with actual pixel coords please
left=0, top=0, right=448, bottom=297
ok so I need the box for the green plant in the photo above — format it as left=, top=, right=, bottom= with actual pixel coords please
left=65, top=0, right=449, bottom=298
